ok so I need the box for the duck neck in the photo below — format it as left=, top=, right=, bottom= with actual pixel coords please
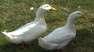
left=65, top=16, right=76, bottom=28
left=34, top=8, right=47, bottom=26
left=34, top=8, right=46, bottom=22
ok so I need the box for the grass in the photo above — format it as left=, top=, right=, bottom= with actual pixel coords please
left=0, top=0, right=94, bottom=52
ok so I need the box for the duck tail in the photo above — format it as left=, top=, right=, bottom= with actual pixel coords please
left=38, top=37, right=44, bottom=46
left=38, top=37, right=52, bottom=50
left=2, top=30, right=14, bottom=39
left=38, top=37, right=46, bottom=48
left=38, top=37, right=58, bottom=50
left=2, top=30, right=8, bottom=35
left=1, top=30, right=11, bottom=38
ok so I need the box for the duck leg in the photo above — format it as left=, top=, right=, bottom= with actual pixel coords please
left=17, top=42, right=30, bottom=48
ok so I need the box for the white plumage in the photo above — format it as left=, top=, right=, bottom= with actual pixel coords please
left=39, top=11, right=83, bottom=50
left=2, top=4, right=56, bottom=44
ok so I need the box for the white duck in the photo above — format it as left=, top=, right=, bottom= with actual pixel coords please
left=39, top=11, right=83, bottom=50
left=2, top=4, right=56, bottom=44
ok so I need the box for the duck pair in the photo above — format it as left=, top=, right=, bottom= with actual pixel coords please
left=2, top=4, right=84, bottom=50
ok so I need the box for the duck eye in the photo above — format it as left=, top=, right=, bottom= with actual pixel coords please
left=46, top=6, right=49, bottom=7
left=77, top=13, right=81, bottom=14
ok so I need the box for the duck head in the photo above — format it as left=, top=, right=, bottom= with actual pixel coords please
left=69, top=11, right=83, bottom=18
left=39, top=4, right=56, bottom=11
left=35, top=4, right=56, bottom=18
left=66, top=11, right=84, bottom=25
left=68, top=11, right=84, bottom=21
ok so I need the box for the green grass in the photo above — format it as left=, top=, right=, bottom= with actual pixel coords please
left=0, top=0, right=94, bottom=52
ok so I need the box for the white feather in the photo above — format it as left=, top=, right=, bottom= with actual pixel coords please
left=38, top=11, right=83, bottom=50
left=1, top=4, right=56, bottom=43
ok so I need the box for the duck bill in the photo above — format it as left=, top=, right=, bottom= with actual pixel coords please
left=51, top=7, right=56, bottom=10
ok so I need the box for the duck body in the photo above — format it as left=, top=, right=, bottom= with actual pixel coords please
left=3, top=20, right=47, bottom=43
left=39, top=11, right=83, bottom=50
left=39, top=25, right=76, bottom=50
left=2, top=4, right=56, bottom=44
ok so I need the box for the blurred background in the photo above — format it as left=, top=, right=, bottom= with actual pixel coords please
left=0, top=0, right=94, bottom=52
